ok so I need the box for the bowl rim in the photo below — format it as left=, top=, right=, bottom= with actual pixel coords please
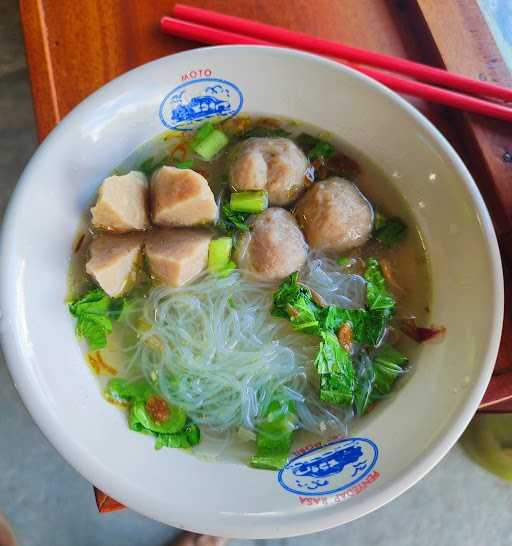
left=0, top=45, right=504, bottom=538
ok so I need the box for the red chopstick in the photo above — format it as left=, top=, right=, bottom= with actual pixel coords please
left=173, top=4, right=512, bottom=103
left=160, top=16, right=512, bottom=123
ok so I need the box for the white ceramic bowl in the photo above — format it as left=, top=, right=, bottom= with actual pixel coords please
left=0, top=46, right=503, bottom=538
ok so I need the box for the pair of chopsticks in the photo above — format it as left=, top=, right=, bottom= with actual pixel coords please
left=161, top=4, right=512, bottom=123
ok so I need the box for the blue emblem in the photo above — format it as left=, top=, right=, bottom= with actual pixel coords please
left=159, top=78, right=243, bottom=130
left=278, top=437, right=378, bottom=496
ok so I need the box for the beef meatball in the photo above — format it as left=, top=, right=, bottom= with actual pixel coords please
left=234, top=208, right=308, bottom=281
left=229, top=138, right=308, bottom=206
left=295, top=177, right=373, bottom=253
left=151, top=166, right=217, bottom=226
left=91, top=171, right=149, bottom=232
left=145, top=228, right=212, bottom=287
left=86, top=233, right=144, bottom=297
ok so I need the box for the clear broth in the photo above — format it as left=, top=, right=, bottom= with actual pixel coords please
left=68, top=114, right=431, bottom=458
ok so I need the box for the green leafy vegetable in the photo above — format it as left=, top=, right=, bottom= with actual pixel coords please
left=78, top=315, right=112, bottom=351
left=190, top=122, right=229, bottom=160
left=354, top=361, right=376, bottom=416
left=241, top=126, right=291, bottom=139
left=309, top=141, right=335, bottom=161
left=250, top=399, right=296, bottom=470
left=372, top=345, right=408, bottom=395
left=296, top=133, right=335, bottom=160
left=230, top=190, right=268, bottom=213
left=272, top=260, right=396, bottom=343
left=271, top=273, right=312, bottom=317
left=295, top=133, right=322, bottom=153
left=319, top=303, right=390, bottom=348
left=271, top=272, right=322, bottom=335
left=108, top=297, right=129, bottom=321
left=154, top=423, right=201, bottom=450
left=129, top=400, right=187, bottom=435
left=174, top=159, right=194, bottom=169
left=373, top=213, right=407, bottom=247
left=364, top=310, right=390, bottom=347
left=68, top=289, right=126, bottom=351
left=138, top=156, right=165, bottom=176
left=318, top=306, right=366, bottom=342
left=364, top=259, right=395, bottom=345
left=271, top=272, right=302, bottom=318
left=337, top=256, right=350, bottom=266
left=364, top=259, right=395, bottom=312
left=105, top=378, right=154, bottom=403
left=218, top=202, right=250, bottom=234
left=314, top=331, right=356, bottom=406
left=105, top=378, right=200, bottom=450
left=354, top=345, right=407, bottom=415
left=270, top=260, right=399, bottom=411
left=69, top=288, right=110, bottom=317
left=138, top=156, right=194, bottom=177
left=287, top=297, right=321, bottom=334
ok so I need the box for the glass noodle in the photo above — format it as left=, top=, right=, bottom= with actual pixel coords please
left=119, top=267, right=364, bottom=439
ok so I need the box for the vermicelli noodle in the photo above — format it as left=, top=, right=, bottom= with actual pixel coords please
left=120, top=270, right=362, bottom=439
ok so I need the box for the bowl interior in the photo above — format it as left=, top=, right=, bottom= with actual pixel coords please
left=0, top=46, right=503, bottom=538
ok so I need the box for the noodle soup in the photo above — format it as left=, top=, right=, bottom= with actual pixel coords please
left=68, top=115, right=435, bottom=469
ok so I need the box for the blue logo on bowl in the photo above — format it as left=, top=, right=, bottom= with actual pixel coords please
left=278, top=437, right=379, bottom=496
left=159, top=78, right=243, bottom=131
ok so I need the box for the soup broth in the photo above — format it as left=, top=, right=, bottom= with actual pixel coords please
left=68, top=115, right=432, bottom=467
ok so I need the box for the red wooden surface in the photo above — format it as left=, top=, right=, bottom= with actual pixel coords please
left=18, top=0, right=512, bottom=510
left=411, top=0, right=512, bottom=410
left=94, top=487, right=125, bottom=513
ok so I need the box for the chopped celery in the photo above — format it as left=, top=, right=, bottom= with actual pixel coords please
left=208, top=237, right=233, bottom=274
left=190, top=122, right=229, bottom=160
left=230, top=191, right=268, bottom=213
left=193, top=122, right=215, bottom=143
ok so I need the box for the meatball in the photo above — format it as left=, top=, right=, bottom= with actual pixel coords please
left=86, top=233, right=143, bottom=297
left=151, top=166, right=217, bottom=227
left=295, top=177, right=373, bottom=253
left=234, top=208, right=308, bottom=281
left=229, top=138, right=308, bottom=206
left=91, top=171, right=149, bottom=232
left=145, top=228, right=212, bottom=287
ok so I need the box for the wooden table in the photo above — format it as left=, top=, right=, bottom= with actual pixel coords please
left=19, top=0, right=512, bottom=510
